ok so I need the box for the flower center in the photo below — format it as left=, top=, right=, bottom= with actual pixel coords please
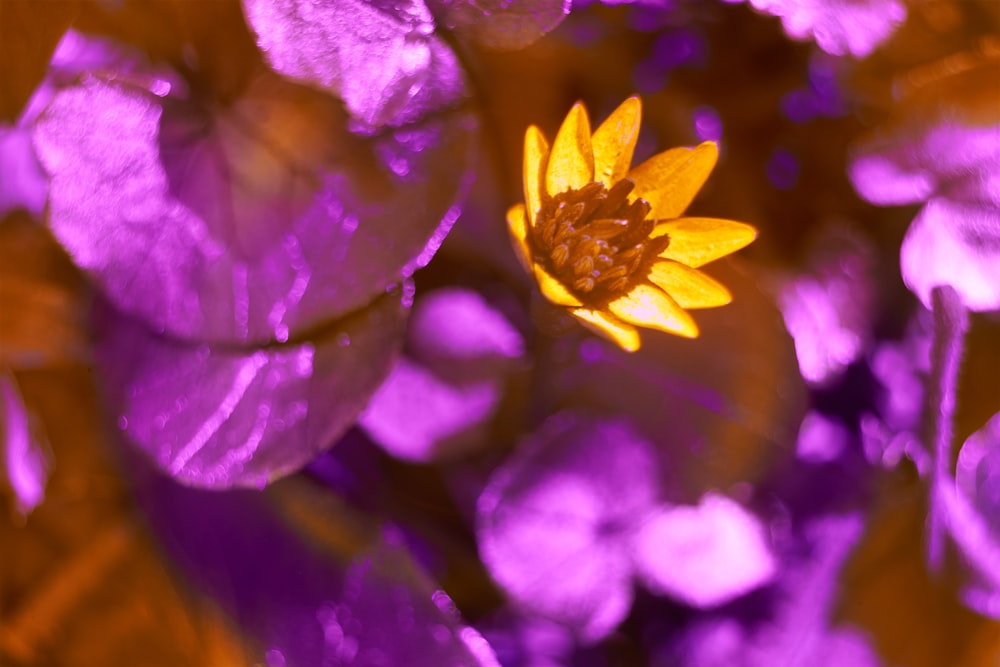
left=530, top=179, right=670, bottom=302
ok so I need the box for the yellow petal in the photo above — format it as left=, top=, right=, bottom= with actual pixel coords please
left=607, top=283, right=699, bottom=338
left=647, top=260, right=732, bottom=309
left=506, top=204, right=533, bottom=271
left=546, top=102, right=594, bottom=196
left=570, top=308, right=641, bottom=352
left=534, top=265, right=583, bottom=308
left=652, top=217, right=757, bottom=268
left=591, top=96, right=641, bottom=187
left=523, top=125, right=549, bottom=226
left=628, top=141, right=719, bottom=220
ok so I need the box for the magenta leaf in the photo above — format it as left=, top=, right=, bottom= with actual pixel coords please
left=359, top=287, right=526, bottom=462
left=778, top=226, right=877, bottom=387
left=632, top=494, right=777, bottom=608
left=359, top=358, right=503, bottom=462
left=476, top=413, right=659, bottom=642
left=0, top=125, right=48, bottom=219
left=407, top=287, right=525, bottom=371
left=899, top=198, right=1000, bottom=313
left=850, top=121, right=1000, bottom=208
left=653, top=514, right=880, bottom=667
left=1, top=372, right=51, bottom=516
left=242, top=0, right=467, bottom=131
left=849, top=117, right=1000, bottom=312
left=32, top=64, right=477, bottom=345
left=136, top=469, right=501, bottom=665
left=935, top=411, right=1000, bottom=617
left=426, top=0, right=570, bottom=51
left=95, top=289, right=408, bottom=490
left=745, top=0, right=905, bottom=58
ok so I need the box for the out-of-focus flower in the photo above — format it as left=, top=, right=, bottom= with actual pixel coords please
left=740, top=0, right=906, bottom=58
left=476, top=412, right=776, bottom=642
left=507, top=96, right=756, bottom=351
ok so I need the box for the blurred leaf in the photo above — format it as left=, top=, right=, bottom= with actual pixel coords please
left=360, top=287, right=527, bottom=462
left=745, top=0, right=905, bottom=58
left=0, top=125, right=49, bottom=218
left=632, top=493, right=776, bottom=608
left=0, top=212, right=90, bottom=368
left=900, top=199, right=1000, bottom=314
left=242, top=0, right=468, bottom=130
left=94, top=287, right=408, bottom=490
left=0, top=0, right=78, bottom=122
left=1, top=372, right=51, bottom=516
left=476, top=413, right=659, bottom=642
left=657, top=513, right=881, bottom=667
left=32, top=62, right=477, bottom=344
left=132, top=460, right=500, bottom=666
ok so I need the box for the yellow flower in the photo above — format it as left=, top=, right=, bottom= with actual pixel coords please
left=506, top=96, right=757, bottom=352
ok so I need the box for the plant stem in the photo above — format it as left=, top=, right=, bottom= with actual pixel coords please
left=925, top=285, right=969, bottom=571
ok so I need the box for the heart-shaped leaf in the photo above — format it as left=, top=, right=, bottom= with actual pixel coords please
left=95, top=289, right=408, bottom=490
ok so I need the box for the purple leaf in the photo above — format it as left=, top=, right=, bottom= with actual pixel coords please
left=426, top=0, right=570, bottom=51
left=359, top=358, right=502, bottom=463
left=360, top=287, right=525, bottom=462
left=848, top=116, right=1000, bottom=312
left=632, top=493, right=776, bottom=608
left=652, top=514, right=880, bottom=667
left=777, top=225, right=877, bottom=387
left=242, top=0, right=467, bottom=131
left=936, top=411, right=1000, bottom=617
left=135, top=467, right=500, bottom=665
left=95, top=289, right=408, bottom=490
left=745, top=0, right=905, bottom=58
left=796, top=411, right=852, bottom=464
left=407, top=288, right=525, bottom=370
left=900, top=198, right=1000, bottom=313
left=0, top=125, right=47, bottom=218
left=32, top=64, right=477, bottom=344
left=957, top=412, right=1000, bottom=528
left=850, top=121, right=1000, bottom=208
left=1, top=372, right=50, bottom=516
left=476, top=413, right=659, bottom=642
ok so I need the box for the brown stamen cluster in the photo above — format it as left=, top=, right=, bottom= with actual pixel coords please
left=530, top=178, right=670, bottom=302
